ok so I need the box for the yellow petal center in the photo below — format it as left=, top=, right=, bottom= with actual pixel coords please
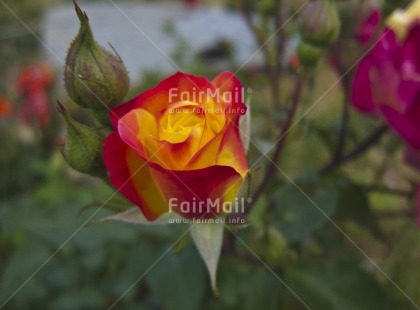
left=159, top=101, right=205, bottom=144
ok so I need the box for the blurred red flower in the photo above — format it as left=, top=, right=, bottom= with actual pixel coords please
left=17, top=62, right=54, bottom=128
left=0, top=97, right=12, bottom=118
left=17, top=62, right=54, bottom=92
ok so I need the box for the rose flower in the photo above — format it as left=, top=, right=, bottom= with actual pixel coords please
left=103, top=72, right=249, bottom=220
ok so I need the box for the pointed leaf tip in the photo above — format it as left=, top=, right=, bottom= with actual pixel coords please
left=73, top=0, right=88, bottom=23
left=190, top=222, right=224, bottom=294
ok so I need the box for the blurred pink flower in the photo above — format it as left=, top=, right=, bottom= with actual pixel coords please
left=355, top=10, right=381, bottom=45
left=21, top=89, right=51, bottom=128
left=351, top=21, right=420, bottom=149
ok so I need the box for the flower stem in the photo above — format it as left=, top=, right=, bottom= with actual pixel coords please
left=330, top=43, right=351, bottom=162
left=252, top=73, right=305, bottom=203
left=361, top=185, right=415, bottom=198
left=319, top=124, right=389, bottom=175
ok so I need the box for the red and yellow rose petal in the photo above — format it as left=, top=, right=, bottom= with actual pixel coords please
left=186, top=125, right=227, bottom=170
left=118, top=108, right=161, bottom=164
left=147, top=162, right=243, bottom=219
left=216, top=120, right=248, bottom=179
left=187, top=105, right=247, bottom=174
left=110, top=72, right=216, bottom=128
left=212, top=71, right=243, bottom=106
left=200, top=105, right=226, bottom=147
left=153, top=125, right=204, bottom=169
left=186, top=120, right=248, bottom=180
left=103, top=132, right=169, bottom=220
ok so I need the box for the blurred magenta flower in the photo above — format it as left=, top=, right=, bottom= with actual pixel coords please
left=355, top=10, right=381, bottom=45
left=351, top=22, right=420, bottom=149
left=386, top=0, right=420, bottom=40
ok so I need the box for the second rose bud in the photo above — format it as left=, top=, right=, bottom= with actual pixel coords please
left=298, top=0, right=340, bottom=47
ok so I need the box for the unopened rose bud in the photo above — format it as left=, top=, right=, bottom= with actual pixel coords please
left=64, top=1, right=129, bottom=110
left=296, top=41, right=323, bottom=66
left=57, top=102, right=106, bottom=178
left=298, top=0, right=340, bottom=46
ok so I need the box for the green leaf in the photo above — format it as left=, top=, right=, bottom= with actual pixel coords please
left=246, top=194, right=267, bottom=228
left=103, top=243, right=161, bottom=298
left=190, top=222, right=224, bottom=294
left=52, top=288, right=105, bottom=309
left=146, top=246, right=206, bottom=310
left=270, top=176, right=339, bottom=241
left=78, top=195, right=133, bottom=216
left=215, top=257, right=252, bottom=308
left=206, top=256, right=282, bottom=309
left=285, top=260, right=396, bottom=310
left=334, top=177, right=383, bottom=239
left=244, top=268, right=281, bottom=310
left=0, top=242, right=50, bottom=304
left=253, top=227, right=292, bottom=266
left=92, top=207, right=182, bottom=225
left=384, top=225, right=420, bottom=307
